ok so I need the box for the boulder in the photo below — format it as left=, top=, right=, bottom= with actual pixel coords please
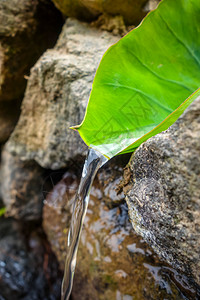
left=0, top=0, right=63, bottom=142
left=124, top=96, right=200, bottom=287
left=6, top=19, right=119, bottom=169
left=52, top=0, right=149, bottom=25
left=43, top=159, right=190, bottom=299
left=0, top=147, right=45, bottom=221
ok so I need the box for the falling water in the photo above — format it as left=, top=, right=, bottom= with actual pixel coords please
left=61, top=148, right=108, bottom=300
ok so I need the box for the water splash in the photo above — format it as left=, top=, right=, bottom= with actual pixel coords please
left=61, top=148, right=108, bottom=300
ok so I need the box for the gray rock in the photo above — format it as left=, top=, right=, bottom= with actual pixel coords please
left=0, top=0, right=63, bottom=142
left=0, top=148, right=45, bottom=221
left=143, top=0, right=160, bottom=12
left=6, top=19, right=119, bottom=169
left=124, top=96, right=200, bottom=286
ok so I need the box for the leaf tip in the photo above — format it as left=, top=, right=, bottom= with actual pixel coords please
left=69, top=125, right=80, bottom=131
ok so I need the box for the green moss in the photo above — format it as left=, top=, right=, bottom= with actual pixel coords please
left=0, top=207, right=6, bottom=217
left=102, top=274, right=117, bottom=288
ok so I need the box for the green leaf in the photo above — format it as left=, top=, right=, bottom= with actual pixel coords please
left=72, top=0, right=200, bottom=159
left=0, top=207, right=6, bottom=217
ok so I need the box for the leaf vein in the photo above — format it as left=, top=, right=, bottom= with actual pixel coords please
left=123, top=46, right=193, bottom=92
left=159, top=13, right=200, bottom=67
left=100, top=83, right=173, bottom=113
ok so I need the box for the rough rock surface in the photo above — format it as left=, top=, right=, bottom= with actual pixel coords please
left=6, top=19, right=119, bottom=169
left=43, top=158, right=194, bottom=300
left=124, top=97, right=200, bottom=287
left=0, top=0, right=63, bottom=142
left=0, top=148, right=45, bottom=221
left=52, top=0, right=149, bottom=25
left=0, top=217, right=62, bottom=300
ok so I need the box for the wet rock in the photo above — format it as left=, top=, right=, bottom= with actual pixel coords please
left=0, top=216, right=62, bottom=300
left=0, top=147, right=45, bottom=221
left=52, top=0, right=149, bottom=25
left=124, top=97, right=200, bottom=287
left=43, top=160, right=194, bottom=299
left=6, top=19, right=119, bottom=169
left=0, top=0, right=63, bottom=142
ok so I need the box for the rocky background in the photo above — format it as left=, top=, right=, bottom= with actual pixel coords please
left=0, top=0, right=199, bottom=299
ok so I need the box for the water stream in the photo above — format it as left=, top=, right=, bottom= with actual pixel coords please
left=61, top=148, right=108, bottom=300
